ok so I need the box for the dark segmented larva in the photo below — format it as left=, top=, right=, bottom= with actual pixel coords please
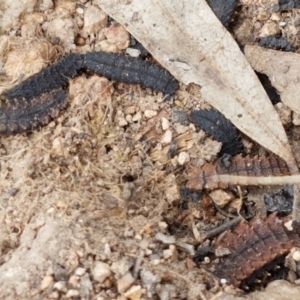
left=83, top=52, right=179, bottom=94
left=190, top=109, right=244, bottom=156
left=0, top=52, right=178, bottom=135
left=214, top=213, right=300, bottom=287
left=3, top=54, right=83, bottom=104
left=0, top=88, right=68, bottom=135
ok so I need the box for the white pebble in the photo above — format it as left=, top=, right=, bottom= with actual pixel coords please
left=68, top=275, right=80, bottom=288
left=144, top=110, right=158, bottom=119
left=135, top=234, right=142, bottom=240
left=126, top=48, right=141, bottom=57
left=104, top=243, right=111, bottom=256
left=53, top=281, right=67, bottom=293
left=293, top=250, right=300, bottom=262
left=118, top=117, right=128, bottom=127
left=124, top=285, right=143, bottom=300
left=117, top=272, right=135, bottom=293
left=76, top=7, right=84, bottom=14
left=140, top=239, right=149, bottom=250
left=163, top=249, right=173, bottom=259
left=209, top=189, right=234, bottom=208
left=48, top=291, right=59, bottom=299
left=145, top=249, right=153, bottom=256
left=293, top=112, right=300, bottom=126
left=132, top=112, right=142, bottom=122
left=66, top=289, right=80, bottom=298
left=75, top=267, right=86, bottom=276
left=284, top=220, right=293, bottom=231
left=161, top=117, right=170, bottom=130
left=161, top=130, right=172, bottom=145
left=155, top=232, right=176, bottom=244
left=158, top=222, right=168, bottom=230
left=41, top=275, right=53, bottom=290
left=151, top=258, right=161, bottom=265
left=92, top=262, right=111, bottom=283
left=177, top=152, right=190, bottom=165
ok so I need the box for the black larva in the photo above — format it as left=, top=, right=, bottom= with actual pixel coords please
left=1, top=52, right=178, bottom=135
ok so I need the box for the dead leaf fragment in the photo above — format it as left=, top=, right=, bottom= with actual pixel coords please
left=245, top=45, right=300, bottom=115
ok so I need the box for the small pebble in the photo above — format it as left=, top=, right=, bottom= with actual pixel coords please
left=204, top=257, right=210, bottom=264
left=126, top=48, right=141, bottom=57
left=132, top=112, right=142, bottom=122
left=126, top=114, right=133, bottom=122
left=145, top=249, right=153, bottom=256
left=177, top=152, right=190, bottom=165
left=53, top=281, right=67, bottom=293
left=40, top=275, right=53, bottom=290
left=161, top=130, right=172, bottom=145
left=158, top=222, right=168, bottom=230
left=293, top=250, right=300, bottom=262
left=124, top=285, right=143, bottom=300
left=124, top=106, right=136, bottom=115
left=75, top=267, right=86, bottom=276
left=139, top=239, right=149, bottom=250
left=76, top=7, right=84, bottom=14
left=293, top=112, right=300, bottom=126
left=285, top=220, right=293, bottom=231
left=68, top=275, right=80, bottom=288
left=144, top=109, right=158, bottom=118
left=163, top=249, right=173, bottom=259
left=161, top=117, right=170, bottom=130
left=155, top=232, right=176, bottom=244
left=118, top=116, right=128, bottom=127
left=215, top=246, right=231, bottom=257
left=66, top=289, right=80, bottom=298
left=135, top=234, right=142, bottom=240
left=174, top=123, right=189, bottom=134
left=92, top=262, right=111, bottom=283
left=209, top=189, right=234, bottom=208
left=49, top=291, right=59, bottom=299
left=104, top=243, right=111, bottom=256
left=151, top=258, right=161, bottom=265
left=117, top=271, right=135, bottom=293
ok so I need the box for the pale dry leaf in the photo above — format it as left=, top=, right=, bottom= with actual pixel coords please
left=245, top=45, right=300, bottom=115
left=96, top=0, right=296, bottom=167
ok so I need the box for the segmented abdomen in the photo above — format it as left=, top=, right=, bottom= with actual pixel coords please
left=83, top=52, right=178, bottom=94
left=214, top=213, right=300, bottom=287
left=0, top=88, right=68, bottom=135
left=186, top=155, right=290, bottom=190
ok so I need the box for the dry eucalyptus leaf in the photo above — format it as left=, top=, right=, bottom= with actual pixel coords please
left=245, top=45, right=300, bottom=115
left=96, top=0, right=295, bottom=167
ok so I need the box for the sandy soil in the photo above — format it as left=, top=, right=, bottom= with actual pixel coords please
left=1, top=1, right=300, bottom=299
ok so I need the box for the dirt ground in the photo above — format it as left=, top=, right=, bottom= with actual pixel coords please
left=1, top=1, right=300, bottom=299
